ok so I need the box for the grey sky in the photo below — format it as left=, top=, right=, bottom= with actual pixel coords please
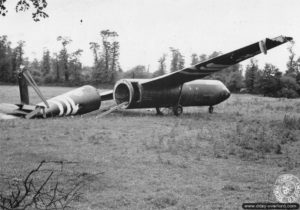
left=0, top=0, right=299, bottom=72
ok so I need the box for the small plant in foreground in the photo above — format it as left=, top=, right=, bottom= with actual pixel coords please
left=0, top=161, right=100, bottom=210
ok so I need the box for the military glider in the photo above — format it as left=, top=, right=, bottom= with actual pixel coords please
left=0, top=35, right=293, bottom=119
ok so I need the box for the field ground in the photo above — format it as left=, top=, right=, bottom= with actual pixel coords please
left=0, top=85, right=300, bottom=209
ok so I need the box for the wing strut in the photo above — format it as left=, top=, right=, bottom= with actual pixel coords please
left=96, top=102, right=128, bottom=118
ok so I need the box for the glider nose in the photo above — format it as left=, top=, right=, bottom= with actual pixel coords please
left=224, top=89, right=231, bottom=100
left=221, top=87, right=231, bottom=101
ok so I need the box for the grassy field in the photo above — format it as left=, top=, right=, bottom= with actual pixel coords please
left=0, top=85, right=300, bottom=210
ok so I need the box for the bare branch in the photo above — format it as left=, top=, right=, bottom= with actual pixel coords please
left=0, top=160, right=100, bottom=210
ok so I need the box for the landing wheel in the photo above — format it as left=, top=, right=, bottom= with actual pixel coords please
left=156, top=107, right=163, bottom=115
left=173, top=105, right=183, bottom=116
left=208, top=106, right=214, bottom=114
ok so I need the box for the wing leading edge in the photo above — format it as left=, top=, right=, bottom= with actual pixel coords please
left=141, top=36, right=292, bottom=89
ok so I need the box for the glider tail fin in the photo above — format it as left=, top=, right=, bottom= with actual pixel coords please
left=18, top=67, right=29, bottom=105
left=18, top=66, right=50, bottom=108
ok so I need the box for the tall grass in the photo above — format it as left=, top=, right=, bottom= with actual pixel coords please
left=228, top=121, right=280, bottom=160
left=283, top=114, right=300, bottom=130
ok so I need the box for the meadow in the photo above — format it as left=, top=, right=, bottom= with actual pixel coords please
left=0, top=85, right=300, bottom=210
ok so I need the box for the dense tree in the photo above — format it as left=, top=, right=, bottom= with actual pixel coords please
left=57, top=36, right=72, bottom=82
left=89, top=42, right=102, bottom=83
left=89, top=42, right=100, bottom=66
left=41, top=49, right=50, bottom=76
left=123, top=65, right=152, bottom=79
left=208, top=51, right=221, bottom=59
left=14, top=41, right=25, bottom=68
left=259, top=63, right=281, bottom=96
left=199, top=54, right=207, bottom=62
left=245, top=59, right=259, bottom=93
left=0, top=35, right=13, bottom=82
left=153, top=54, right=167, bottom=77
left=29, top=58, right=41, bottom=80
left=278, top=76, right=300, bottom=98
left=226, top=70, right=244, bottom=92
left=101, top=30, right=112, bottom=75
left=101, top=30, right=112, bottom=82
left=110, top=38, right=120, bottom=72
left=296, top=66, right=300, bottom=90
left=8, top=40, right=26, bottom=83
left=90, top=30, right=121, bottom=84
left=286, top=41, right=298, bottom=76
left=51, top=53, right=60, bottom=82
left=170, top=48, right=185, bottom=72
left=191, top=53, right=199, bottom=65
left=69, top=49, right=83, bottom=84
left=0, top=0, right=48, bottom=21
left=179, top=55, right=185, bottom=70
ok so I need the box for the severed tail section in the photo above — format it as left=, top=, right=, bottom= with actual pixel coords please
left=1, top=68, right=103, bottom=119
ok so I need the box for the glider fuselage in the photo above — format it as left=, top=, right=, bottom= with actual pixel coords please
left=114, top=79, right=230, bottom=109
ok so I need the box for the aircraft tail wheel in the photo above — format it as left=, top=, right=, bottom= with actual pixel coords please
left=173, top=105, right=183, bottom=116
left=209, top=106, right=214, bottom=114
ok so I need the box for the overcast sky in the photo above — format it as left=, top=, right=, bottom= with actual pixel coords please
left=0, top=0, right=299, bottom=72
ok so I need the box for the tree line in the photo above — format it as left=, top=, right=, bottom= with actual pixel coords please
left=243, top=42, right=300, bottom=98
left=0, top=30, right=121, bottom=86
left=0, top=32, right=299, bottom=98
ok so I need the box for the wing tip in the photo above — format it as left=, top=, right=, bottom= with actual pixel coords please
left=271, top=35, right=293, bottom=43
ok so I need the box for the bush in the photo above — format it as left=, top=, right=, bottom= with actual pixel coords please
left=43, top=74, right=54, bottom=83
left=229, top=121, right=281, bottom=160
left=31, top=76, right=43, bottom=85
left=283, top=114, right=300, bottom=130
left=277, top=88, right=299, bottom=98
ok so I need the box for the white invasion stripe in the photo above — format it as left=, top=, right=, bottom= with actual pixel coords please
left=259, top=40, right=267, bottom=54
left=48, top=99, right=64, bottom=116
left=56, top=96, right=71, bottom=116
left=37, top=102, right=46, bottom=107
left=65, top=96, right=79, bottom=115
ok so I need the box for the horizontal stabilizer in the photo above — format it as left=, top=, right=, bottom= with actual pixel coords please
left=0, top=103, right=44, bottom=118
left=0, top=113, right=19, bottom=120
left=0, top=103, right=20, bottom=114
left=100, top=90, right=114, bottom=101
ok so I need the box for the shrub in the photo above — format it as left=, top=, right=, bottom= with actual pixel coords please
left=277, top=88, right=299, bottom=98
left=283, top=114, right=300, bottom=130
left=43, top=74, right=54, bottom=83
left=232, top=121, right=279, bottom=160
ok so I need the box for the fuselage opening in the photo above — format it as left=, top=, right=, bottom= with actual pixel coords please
left=114, top=83, right=130, bottom=104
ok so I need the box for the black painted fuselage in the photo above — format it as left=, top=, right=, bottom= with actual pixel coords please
left=113, top=79, right=230, bottom=109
